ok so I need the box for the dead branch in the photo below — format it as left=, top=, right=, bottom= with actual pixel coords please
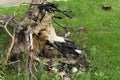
left=1, top=17, right=15, bottom=67
left=4, top=60, right=21, bottom=66
left=13, top=1, right=26, bottom=17
left=0, top=0, right=26, bottom=68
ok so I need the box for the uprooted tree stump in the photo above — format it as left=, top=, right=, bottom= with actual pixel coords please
left=0, top=0, right=91, bottom=80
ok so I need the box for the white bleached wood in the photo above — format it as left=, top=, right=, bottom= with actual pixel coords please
left=75, top=49, right=82, bottom=54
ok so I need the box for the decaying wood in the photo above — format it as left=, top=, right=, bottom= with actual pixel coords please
left=0, top=0, right=91, bottom=79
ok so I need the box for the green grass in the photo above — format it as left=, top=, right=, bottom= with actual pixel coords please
left=0, top=0, right=120, bottom=80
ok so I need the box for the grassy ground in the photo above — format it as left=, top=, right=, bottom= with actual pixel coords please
left=0, top=0, right=120, bottom=80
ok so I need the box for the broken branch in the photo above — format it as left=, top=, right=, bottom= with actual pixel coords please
left=1, top=0, right=26, bottom=67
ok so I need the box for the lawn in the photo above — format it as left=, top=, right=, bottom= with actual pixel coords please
left=0, top=0, right=120, bottom=80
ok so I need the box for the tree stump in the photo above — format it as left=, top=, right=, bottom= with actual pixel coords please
left=0, top=0, right=91, bottom=80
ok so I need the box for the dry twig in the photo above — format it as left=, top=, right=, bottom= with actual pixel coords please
left=0, top=0, right=26, bottom=68
left=5, top=60, right=21, bottom=66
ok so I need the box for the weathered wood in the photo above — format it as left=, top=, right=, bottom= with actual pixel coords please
left=0, top=0, right=91, bottom=79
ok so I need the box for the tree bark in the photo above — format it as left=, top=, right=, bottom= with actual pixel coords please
left=0, top=0, right=91, bottom=79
